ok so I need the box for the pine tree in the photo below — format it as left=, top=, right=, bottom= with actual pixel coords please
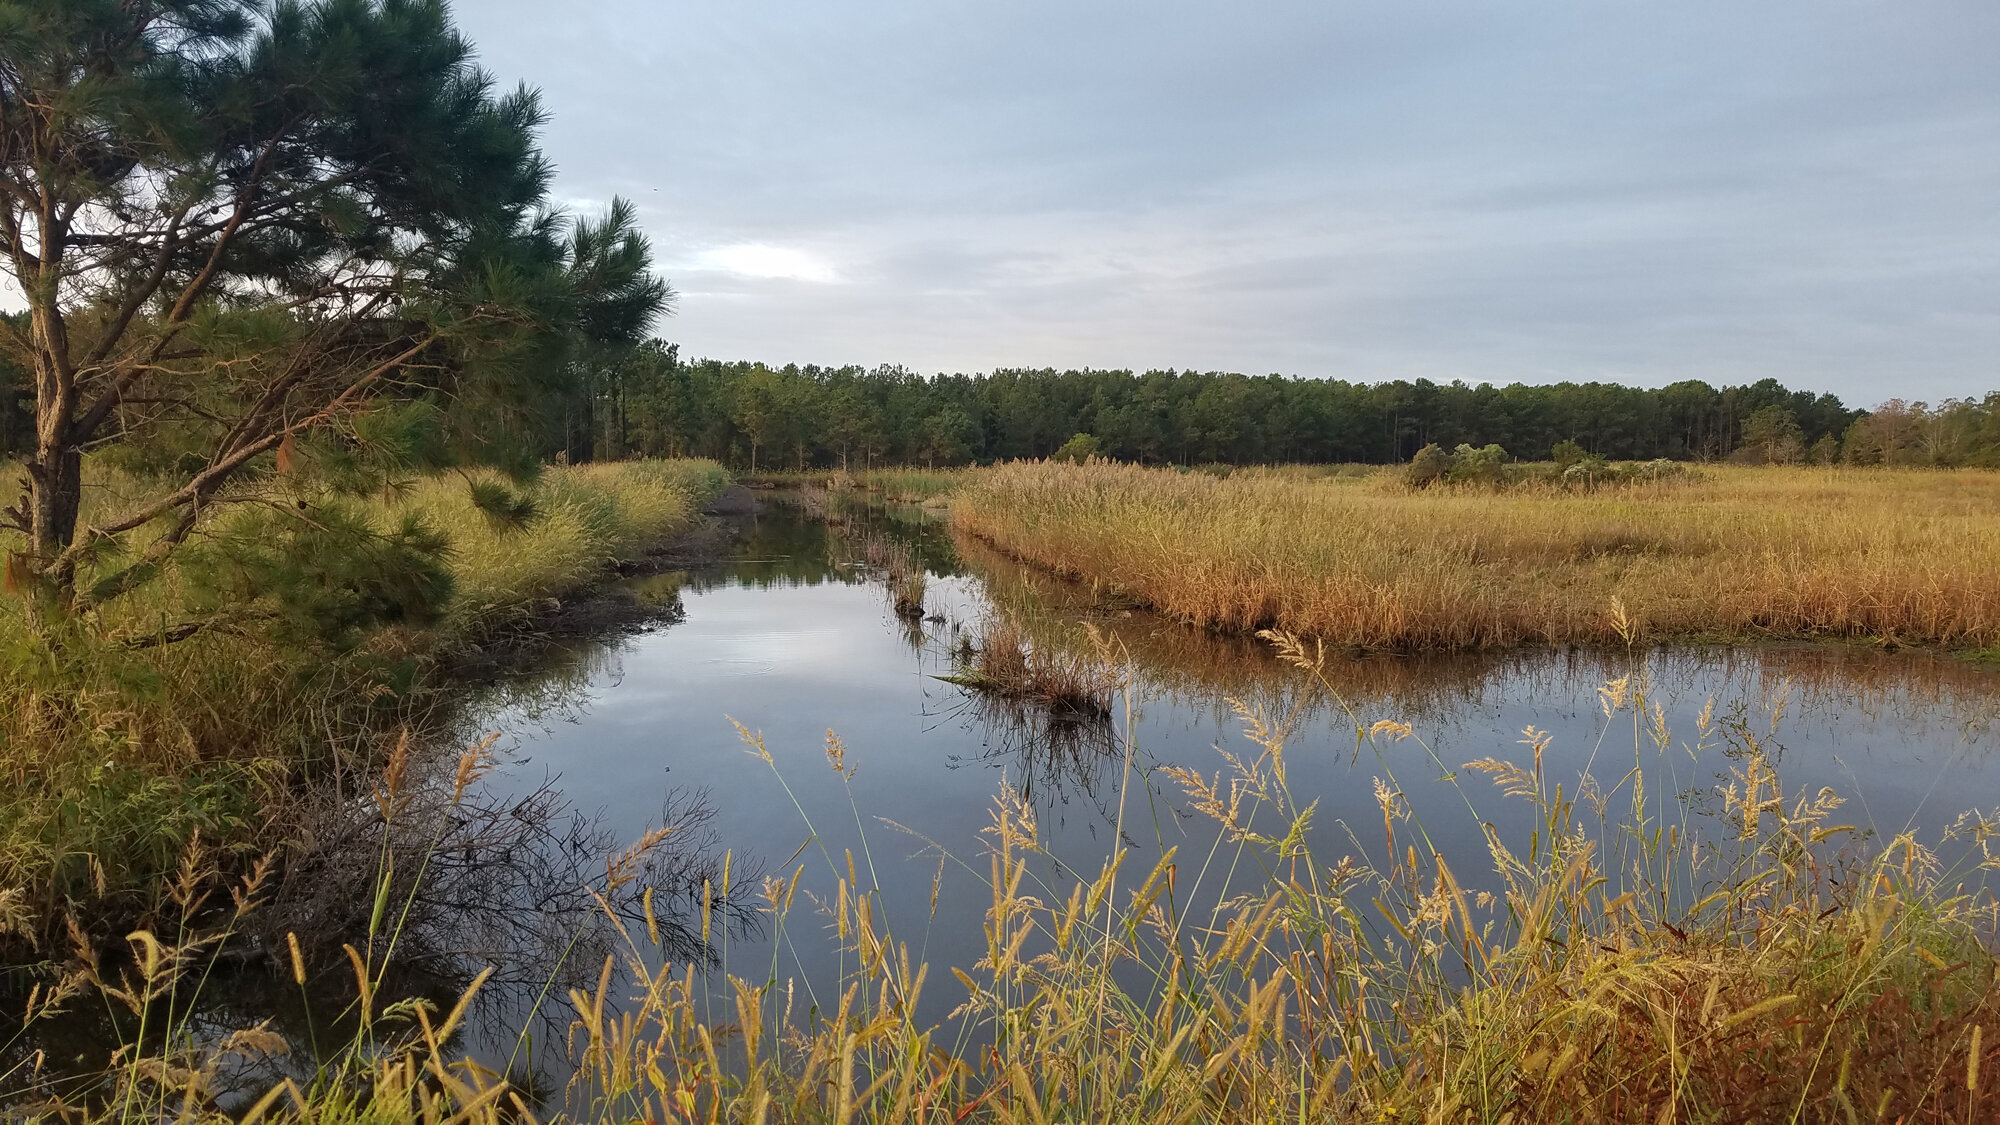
left=0, top=0, right=668, bottom=620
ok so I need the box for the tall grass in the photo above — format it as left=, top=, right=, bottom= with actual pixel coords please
left=493, top=642, right=2000, bottom=1121
left=0, top=459, right=728, bottom=953
left=952, top=459, right=2000, bottom=651
left=3, top=731, right=721, bottom=1123
left=853, top=467, right=963, bottom=503
left=25, top=633, right=2000, bottom=1122
left=393, top=460, right=730, bottom=638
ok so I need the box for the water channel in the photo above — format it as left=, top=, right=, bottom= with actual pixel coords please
left=461, top=495, right=2000, bottom=1054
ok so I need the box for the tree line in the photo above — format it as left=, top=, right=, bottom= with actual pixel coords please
left=548, top=348, right=1973, bottom=470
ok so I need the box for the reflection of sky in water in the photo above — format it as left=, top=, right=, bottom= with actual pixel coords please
left=474, top=504, right=2000, bottom=1034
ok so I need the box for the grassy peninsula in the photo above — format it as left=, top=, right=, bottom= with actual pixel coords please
left=0, top=459, right=727, bottom=953
left=952, top=460, right=2000, bottom=652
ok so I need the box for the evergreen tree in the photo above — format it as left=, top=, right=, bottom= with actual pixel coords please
left=0, top=0, right=667, bottom=617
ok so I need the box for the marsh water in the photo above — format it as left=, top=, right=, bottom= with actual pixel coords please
left=457, top=496, right=2000, bottom=1053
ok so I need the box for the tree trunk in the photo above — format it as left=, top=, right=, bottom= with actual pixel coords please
left=27, top=445, right=81, bottom=591
left=25, top=330, right=82, bottom=605
left=567, top=386, right=596, bottom=465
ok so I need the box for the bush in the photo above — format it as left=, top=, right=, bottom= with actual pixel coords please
left=1406, top=443, right=1510, bottom=488
left=0, top=458, right=729, bottom=954
left=1050, top=432, right=1102, bottom=463
left=1406, top=443, right=1453, bottom=487
left=1448, top=442, right=1509, bottom=484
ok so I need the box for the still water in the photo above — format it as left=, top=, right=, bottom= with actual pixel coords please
left=468, top=498, right=2000, bottom=1040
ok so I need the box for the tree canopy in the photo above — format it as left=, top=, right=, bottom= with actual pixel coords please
left=0, top=0, right=667, bottom=615
left=569, top=357, right=1874, bottom=471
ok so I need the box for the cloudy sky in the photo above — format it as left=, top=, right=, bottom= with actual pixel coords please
left=451, top=1, right=2000, bottom=404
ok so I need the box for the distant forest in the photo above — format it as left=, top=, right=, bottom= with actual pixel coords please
left=8, top=339, right=1994, bottom=471
left=547, top=346, right=1999, bottom=471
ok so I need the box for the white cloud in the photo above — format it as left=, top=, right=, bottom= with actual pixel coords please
left=686, top=243, right=841, bottom=284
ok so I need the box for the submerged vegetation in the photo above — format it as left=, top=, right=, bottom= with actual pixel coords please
left=954, top=459, right=2000, bottom=652
left=855, top=533, right=932, bottom=619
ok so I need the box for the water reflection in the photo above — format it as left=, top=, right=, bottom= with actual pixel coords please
left=939, top=690, right=1124, bottom=823
left=959, top=531, right=2000, bottom=740
left=439, top=497, right=2000, bottom=1048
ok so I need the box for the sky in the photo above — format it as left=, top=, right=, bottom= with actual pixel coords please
left=448, top=1, right=2000, bottom=404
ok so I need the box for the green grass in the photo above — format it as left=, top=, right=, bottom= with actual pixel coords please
left=0, top=459, right=728, bottom=954
left=395, top=459, right=729, bottom=637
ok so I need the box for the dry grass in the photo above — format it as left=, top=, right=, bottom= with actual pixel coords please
left=952, top=459, right=2000, bottom=651
left=859, top=534, right=931, bottom=618
left=391, top=459, right=730, bottom=639
left=743, top=467, right=962, bottom=503
left=943, top=613, right=1118, bottom=718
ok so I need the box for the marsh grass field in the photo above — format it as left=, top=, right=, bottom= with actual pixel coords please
left=952, top=460, right=2000, bottom=653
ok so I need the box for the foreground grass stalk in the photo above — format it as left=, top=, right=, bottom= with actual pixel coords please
left=534, top=631, right=2000, bottom=1122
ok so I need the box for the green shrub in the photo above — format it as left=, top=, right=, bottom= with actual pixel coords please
left=0, top=458, right=729, bottom=953
left=1407, top=442, right=1510, bottom=487
left=1050, top=432, right=1102, bottom=463
left=1406, top=442, right=1453, bottom=487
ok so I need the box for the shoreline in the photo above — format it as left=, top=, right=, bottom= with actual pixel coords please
left=440, top=483, right=759, bottom=678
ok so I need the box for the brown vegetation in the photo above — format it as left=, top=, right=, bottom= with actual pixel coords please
left=943, top=614, right=1118, bottom=718
left=22, top=642, right=2000, bottom=1122
left=952, top=459, right=2000, bottom=651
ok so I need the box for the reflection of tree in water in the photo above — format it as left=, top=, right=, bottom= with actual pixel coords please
left=687, top=502, right=861, bottom=591
left=675, top=492, right=963, bottom=595
left=446, top=574, right=690, bottom=731
left=824, top=490, right=964, bottom=578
